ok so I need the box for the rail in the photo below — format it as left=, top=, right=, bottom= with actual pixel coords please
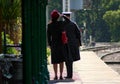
left=100, top=50, right=120, bottom=59
left=81, top=44, right=120, bottom=52
left=81, top=45, right=111, bottom=51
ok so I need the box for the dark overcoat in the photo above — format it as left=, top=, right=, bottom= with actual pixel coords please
left=64, top=20, right=81, bottom=62
left=47, top=21, right=65, bottom=64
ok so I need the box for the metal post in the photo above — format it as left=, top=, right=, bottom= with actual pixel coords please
left=22, top=0, right=48, bottom=84
left=63, top=0, right=70, bottom=12
left=3, top=28, right=7, bottom=54
left=83, top=22, right=87, bottom=46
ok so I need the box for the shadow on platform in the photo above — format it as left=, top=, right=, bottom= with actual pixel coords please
left=48, top=79, right=75, bottom=84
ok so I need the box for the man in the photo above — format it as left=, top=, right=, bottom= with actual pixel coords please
left=62, top=11, right=81, bottom=79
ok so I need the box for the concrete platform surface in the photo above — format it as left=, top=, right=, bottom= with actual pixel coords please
left=48, top=51, right=120, bottom=84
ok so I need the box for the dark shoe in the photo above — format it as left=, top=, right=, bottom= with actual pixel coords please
left=54, top=76, right=58, bottom=80
left=59, top=76, right=63, bottom=80
left=64, top=76, right=72, bottom=79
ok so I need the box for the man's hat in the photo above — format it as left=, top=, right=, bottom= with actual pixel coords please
left=62, top=11, right=72, bottom=15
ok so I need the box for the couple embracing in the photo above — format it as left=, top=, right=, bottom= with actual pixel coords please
left=47, top=10, right=82, bottom=80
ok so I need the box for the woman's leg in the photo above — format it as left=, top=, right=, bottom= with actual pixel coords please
left=59, top=62, right=64, bottom=79
left=53, top=64, right=58, bottom=79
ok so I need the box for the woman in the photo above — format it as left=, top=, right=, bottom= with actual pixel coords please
left=47, top=10, right=66, bottom=80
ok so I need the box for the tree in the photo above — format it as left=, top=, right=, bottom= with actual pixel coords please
left=48, top=0, right=62, bottom=20
left=76, top=0, right=111, bottom=42
left=101, top=0, right=120, bottom=11
left=47, top=0, right=120, bottom=42
left=0, top=0, right=21, bottom=45
left=103, top=10, right=120, bottom=41
left=82, top=0, right=120, bottom=42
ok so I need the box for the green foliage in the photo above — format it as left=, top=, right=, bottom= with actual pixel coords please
left=0, top=0, right=21, bottom=21
left=101, top=0, right=120, bottom=10
left=0, top=0, right=22, bottom=44
left=2, top=32, right=19, bottom=54
left=46, top=47, right=51, bottom=57
left=48, top=0, right=120, bottom=42
left=103, top=10, right=120, bottom=41
left=48, top=0, right=62, bottom=20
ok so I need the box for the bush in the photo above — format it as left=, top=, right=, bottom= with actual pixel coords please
left=2, top=32, right=19, bottom=54
left=46, top=47, right=51, bottom=58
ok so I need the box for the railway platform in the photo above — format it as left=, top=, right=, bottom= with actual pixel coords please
left=48, top=51, right=120, bottom=84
